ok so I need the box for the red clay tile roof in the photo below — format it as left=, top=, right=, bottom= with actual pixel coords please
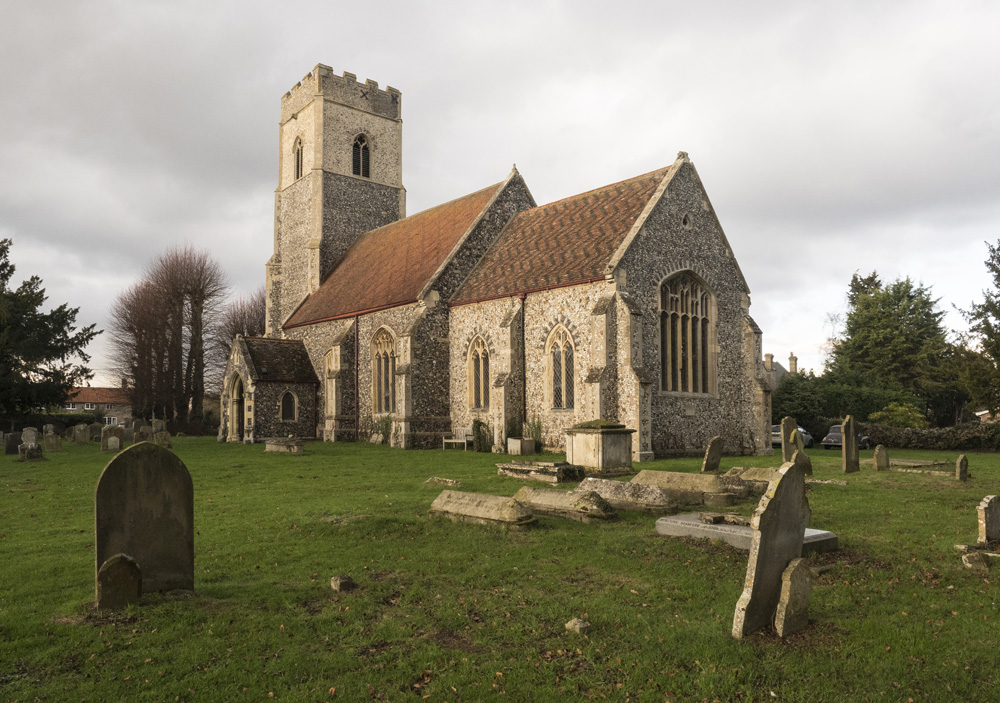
left=285, top=181, right=505, bottom=328
left=451, top=167, right=670, bottom=305
left=68, top=387, right=129, bottom=404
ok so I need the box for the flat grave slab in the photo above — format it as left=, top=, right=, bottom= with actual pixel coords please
left=496, top=461, right=585, bottom=484
left=654, top=512, right=838, bottom=554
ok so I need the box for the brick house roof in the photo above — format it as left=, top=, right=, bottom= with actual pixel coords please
left=284, top=180, right=506, bottom=328
left=68, top=387, right=129, bottom=404
left=450, top=166, right=671, bottom=304
left=243, top=337, right=319, bottom=383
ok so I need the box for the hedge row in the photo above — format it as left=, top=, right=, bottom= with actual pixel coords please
left=858, top=422, right=1000, bottom=451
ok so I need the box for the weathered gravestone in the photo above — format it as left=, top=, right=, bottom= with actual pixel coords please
left=21, top=427, right=39, bottom=445
left=513, top=486, right=616, bottom=523
left=153, top=431, right=172, bottom=449
left=791, top=449, right=812, bottom=476
left=102, top=425, right=126, bottom=452
left=43, top=424, right=55, bottom=436
left=780, top=417, right=796, bottom=463
left=96, top=553, right=142, bottom=610
left=842, top=415, right=859, bottom=474
left=18, top=443, right=43, bottom=461
left=957, top=454, right=969, bottom=482
left=151, top=419, right=167, bottom=434
left=88, top=423, right=103, bottom=441
left=95, top=443, right=194, bottom=594
left=978, top=496, right=1000, bottom=545
left=573, top=477, right=676, bottom=513
left=137, top=426, right=153, bottom=443
left=732, top=462, right=809, bottom=639
left=774, top=557, right=812, bottom=637
left=44, top=433, right=62, bottom=452
left=701, top=436, right=723, bottom=473
left=873, top=445, right=889, bottom=471
left=4, top=432, right=19, bottom=455
left=428, top=490, right=534, bottom=528
left=72, top=424, right=89, bottom=445
left=132, top=418, right=144, bottom=433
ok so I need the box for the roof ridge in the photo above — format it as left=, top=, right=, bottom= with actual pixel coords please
left=532, top=166, right=672, bottom=211
left=356, top=180, right=506, bottom=240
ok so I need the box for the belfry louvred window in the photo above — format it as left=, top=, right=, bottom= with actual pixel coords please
left=660, top=272, right=715, bottom=394
left=352, top=135, right=370, bottom=178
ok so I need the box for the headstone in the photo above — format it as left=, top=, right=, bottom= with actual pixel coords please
left=44, top=433, right=62, bottom=452
left=101, top=425, right=126, bottom=452
left=4, top=432, right=19, bottom=455
left=780, top=417, right=796, bottom=463
left=774, top=558, right=812, bottom=637
left=873, top=445, right=889, bottom=471
left=20, top=427, right=39, bottom=445
left=153, top=431, right=172, bottom=449
left=123, top=427, right=134, bottom=444
left=72, top=424, right=89, bottom=445
left=428, top=490, right=534, bottom=528
left=18, top=443, right=43, bottom=461
left=137, top=426, right=153, bottom=443
left=96, top=553, right=142, bottom=610
left=88, top=422, right=103, bottom=441
left=732, top=462, right=809, bottom=639
left=978, top=495, right=1000, bottom=545
left=513, top=486, right=616, bottom=523
left=95, top=443, right=194, bottom=594
left=791, top=449, right=812, bottom=476
left=957, top=454, right=969, bottom=482
left=842, top=415, right=859, bottom=473
left=496, top=460, right=584, bottom=484
left=573, top=477, right=676, bottom=513
left=151, top=419, right=167, bottom=433
left=132, top=418, right=144, bottom=432
left=701, top=435, right=723, bottom=472
left=42, top=424, right=55, bottom=436
left=790, top=428, right=806, bottom=455
left=330, top=575, right=356, bottom=592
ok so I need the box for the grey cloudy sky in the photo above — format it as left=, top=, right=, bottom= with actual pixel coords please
left=3, top=0, right=999, bottom=384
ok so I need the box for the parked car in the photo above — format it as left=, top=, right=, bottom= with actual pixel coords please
left=771, top=424, right=815, bottom=448
left=821, top=424, right=871, bottom=450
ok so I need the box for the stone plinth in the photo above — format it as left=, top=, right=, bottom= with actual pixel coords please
left=565, top=424, right=636, bottom=474
left=496, top=461, right=584, bottom=484
left=655, top=512, right=837, bottom=554
left=573, top=477, right=677, bottom=514
left=513, top=486, right=616, bottom=523
left=428, top=490, right=534, bottom=528
left=264, top=438, right=305, bottom=454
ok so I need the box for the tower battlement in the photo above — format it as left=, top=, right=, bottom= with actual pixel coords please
left=281, top=64, right=401, bottom=123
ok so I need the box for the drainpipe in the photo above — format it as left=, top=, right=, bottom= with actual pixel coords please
left=354, top=315, right=360, bottom=441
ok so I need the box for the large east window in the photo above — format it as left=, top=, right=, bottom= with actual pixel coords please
left=660, top=272, right=716, bottom=394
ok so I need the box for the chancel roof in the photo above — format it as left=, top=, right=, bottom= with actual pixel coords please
left=284, top=181, right=506, bottom=328
left=450, top=167, right=671, bottom=305
left=242, top=337, right=318, bottom=383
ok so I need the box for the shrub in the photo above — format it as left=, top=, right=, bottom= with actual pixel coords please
left=471, top=418, right=492, bottom=452
left=526, top=416, right=543, bottom=450
left=859, top=421, right=1000, bottom=451
left=867, top=402, right=929, bottom=429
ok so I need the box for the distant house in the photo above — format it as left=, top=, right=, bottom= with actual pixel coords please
left=64, top=387, right=132, bottom=427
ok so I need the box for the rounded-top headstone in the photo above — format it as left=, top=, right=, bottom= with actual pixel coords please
left=96, top=553, right=142, bottom=610
left=95, top=443, right=194, bottom=595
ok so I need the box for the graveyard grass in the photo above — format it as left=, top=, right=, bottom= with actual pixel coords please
left=1, top=440, right=997, bottom=702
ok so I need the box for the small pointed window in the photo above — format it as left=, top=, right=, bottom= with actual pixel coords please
left=352, top=135, right=370, bottom=178
left=293, top=137, right=304, bottom=180
left=468, top=337, right=490, bottom=410
left=281, top=391, right=297, bottom=421
left=547, top=327, right=575, bottom=410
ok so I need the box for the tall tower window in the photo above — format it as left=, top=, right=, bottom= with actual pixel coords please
left=293, top=137, right=304, bottom=180
left=352, top=135, right=370, bottom=178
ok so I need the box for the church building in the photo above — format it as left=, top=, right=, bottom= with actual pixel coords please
left=219, top=64, right=772, bottom=459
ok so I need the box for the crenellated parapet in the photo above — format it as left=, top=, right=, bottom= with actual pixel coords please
left=281, top=63, right=401, bottom=123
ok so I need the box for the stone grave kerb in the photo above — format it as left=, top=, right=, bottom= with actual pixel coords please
left=732, top=461, right=808, bottom=639
left=95, top=443, right=194, bottom=596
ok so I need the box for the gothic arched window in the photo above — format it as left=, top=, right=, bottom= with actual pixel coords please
left=372, top=329, right=395, bottom=414
left=280, top=391, right=297, bottom=421
left=660, top=272, right=716, bottom=394
left=352, top=135, right=370, bottom=178
left=546, top=327, right=575, bottom=410
left=293, top=137, right=304, bottom=180
left=468, top=336, right=490, bottom=410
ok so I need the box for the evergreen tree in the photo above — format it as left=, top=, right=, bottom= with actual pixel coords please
left=962, top=241, right=1000, bottom=414
left=0, top=238, right=100, bottom=417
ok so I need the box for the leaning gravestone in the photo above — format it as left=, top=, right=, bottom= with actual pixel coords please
left=732, top=462, right=809, bottom=639
left=4, top=432, right=19, bottom=455
left=842, top=415, right=859, bottom=474
left=153, top=431, right=172, bottom=449
left=101, top=425, right=126, bottom=452
left=73, top=424, right=89, bottom=445
left=873, top=445, right=889, bottom=471
left=791, top=448, right=812, bottom=476
left=44, top=433, right=62, bottom=452
left=957, top=454, right=969, bottom=482
left=978, top=496, right=1000, bottom=545
left=21, top=427, right=39, bottom=446
left=96, top=553, right=142, bottom=610
left=780, top=417, right=796, bottom=463
left=701, top=436, right=723, bottom=473
left=95, top=443, right=194, bottom=594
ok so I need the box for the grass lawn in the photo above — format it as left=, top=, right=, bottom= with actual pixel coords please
left=1, top=438, right=997, bottom=702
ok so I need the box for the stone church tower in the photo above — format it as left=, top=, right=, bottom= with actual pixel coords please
left=265, top=64, right=407, bottom=334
